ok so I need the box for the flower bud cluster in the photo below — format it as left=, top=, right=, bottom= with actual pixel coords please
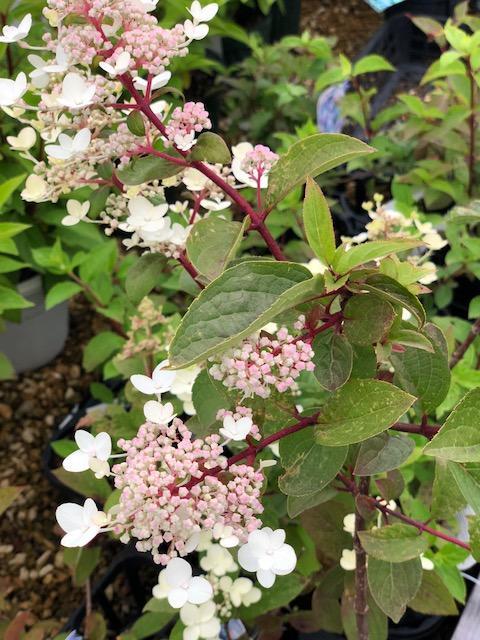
left=112, top=418, right=264, bottom=564
left=209, top=317, right=315, bottom=398
left=240, top=144, right=279, bottom=181
left=165, top=101, right=212, bottom=151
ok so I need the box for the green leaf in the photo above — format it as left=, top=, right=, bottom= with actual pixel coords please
left=0, top=285, right=34, bottom=312
left=343, top=294, right=395, bottom=346
left=191, top=369, right=231, bottom=435
left=83, top=331, right=125, bottom=371
left=0, top=353, right=14, bottom=381
left=286, top=486, right=337, bottom=518
left=186, top=216, right=245, bottom=281
left=63, top=546, right=101, bottom=586
left=359, top=524, right=428, bottom=562
left=333, top=240, right=422, bottom=274
left=189, top=132, right=231, bottom=164
left=130, top=611, right=175, bottom=640
left=314, top=380, right=415, bottom=446
left=351, top=344, right=377, bottom=379
left=125, top=253, right=166, bottom=304
left=353, top=54, right=395, bottom=76
left=0, top=256, right=26, bottom=274
left=431, top=459, right=466, bottom=519
left=85, top=612, right=107, bottom=640
left=312, top=329, right=352, bottom=391
left=468, top=515, right=480, bottom=562
left=265, top=134, right=374, bottom=210
left=51, top=439, right=77, bottom=458
left=0, top=174, right=26, bottom=211
left=367, top=557, right=422, bottom=623
left=237, top=573, right=304, bottom=621
left=409, top=571, right=457, bottom=616
left=279, top=428, right=347, bottom=496
left=45, top=282, right=82, bottom=310
left=424, top=389, right=480, bottom=462
left=447, top=461, right=480, bottom=514
left=126, top=110, right=146, bottom=136
left=117, top=155, right=183, bottom=185
left=169, top=261, right=320, bottom=368
left=303, top=177, right=336, bottom=265
left=391, top=329, right=434, bottom=352
left=52, top=468, right=111, bottom=501
left=392, top=324, right=450, bottom=414
left=0, top=486, right=23, bottom=516
left=359, top=274, right=426, bottom=327
left=354, top=432, right=415, bottom=476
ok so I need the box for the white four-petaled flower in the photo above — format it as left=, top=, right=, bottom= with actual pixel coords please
left=45, top=128, right=91, bottom=160
left=58, top=73, right=96, bottom=109
left=0, top=72, right=28, bottom=107
left=152, top=557, right=213, bottom=608
left=131, top=360, right=176, bottom=396
left=134, top=71, right=171, bottom=92
left=29, top=45, right=69, bottom=89
left=99, top=51, right=131, bottom=77
left=180, top=601, right=220, bottom=640
left=219, top=415, right=252, bottom=442
left=212, top=522, right=239, bottom=548
left=143, top=400, right=176, bottom=424
left=62, top=430, right=112, bottom=477
left=238, top=527, right=296, bottom=588
left=7, top=126, right=36, bottom=151
left=62, top=200, right=91, bottom=226
left=56, top=498, right=108, bottom=547
left=0, top=14, right=32, bottom=43
left=119, top=196, right=169, bottom=233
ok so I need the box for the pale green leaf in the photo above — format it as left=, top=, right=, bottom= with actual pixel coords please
left=333, top=240, right=422, bottom=274
left=424, top=388, right=480, bottom=462
left=0, top=486, right=23, bottom=516
left=315, top=380, right=415, bottom=446
left=117, top=156, right=183, bottom=185
left=125, top=253, right=166, bottom=304
left=265, top=134, right=374, bottom=209
left=409, top=571, right=457, bottom=616
left=189, top=132, right=231, bottom=164
left=169, top=261, right=321, bottom=368
left=311, top=329, right=352, bottom=391
left=359, top=524, right=428, bottom=563
left=279, top=428, right=347, bottom=496
left=45, top=282, right=82, bottom=310
left=343, top=294, right=395, bottom=346
left=367, top=557, right=422, bottom=623
left=82, top=332, right=125, bottom=372
left=186, top=217, right=245, bottom=281
left=354, top=433, right=415, bottom=476
left=303, top=177, right=336, bottom=265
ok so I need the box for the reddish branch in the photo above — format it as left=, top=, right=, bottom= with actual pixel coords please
left=338, top=473, right=470, bottom=552
left=390, top=421, right=440, bottom=439
left=117, top=74, right=287, bottom=261
left=450, top=317, right=480, bottom=368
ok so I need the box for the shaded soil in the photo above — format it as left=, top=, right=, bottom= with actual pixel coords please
left=301, top=0, right=383, bottom=58
left=0, top=298, right=102, bottom=631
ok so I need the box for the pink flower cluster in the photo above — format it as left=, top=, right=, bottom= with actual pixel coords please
left=112, top=418, right=264, bottom=564
left=209, top=318, right=315, bottom=398
left=45, top=0, right=187, bottom=72
left=241, top=144, right=279, bottom=181
left=165, top=101, right=212, bottom=150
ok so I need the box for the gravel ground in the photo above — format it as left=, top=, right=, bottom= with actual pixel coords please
left=0, top=298, right=98, bottom=631
left=301, top=0, right=383, bottom=58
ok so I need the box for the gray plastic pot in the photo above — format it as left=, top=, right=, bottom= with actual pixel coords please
left=0, top=275, right=69, bottom=374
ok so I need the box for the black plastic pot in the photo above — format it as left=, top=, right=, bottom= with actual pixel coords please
left=385, top=0, right=462, bottom=18
left=64, top=546, right=162, bottom=637
left=42, top=380, right=124, bottom=501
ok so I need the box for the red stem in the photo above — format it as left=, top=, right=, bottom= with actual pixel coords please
left=183, top=412, right=319, bottom=492
left=337, top=474, right=470, bottom=551
left=117, top=74, right=287, bottom=261
left=177, top=252, right=204, bottom=288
